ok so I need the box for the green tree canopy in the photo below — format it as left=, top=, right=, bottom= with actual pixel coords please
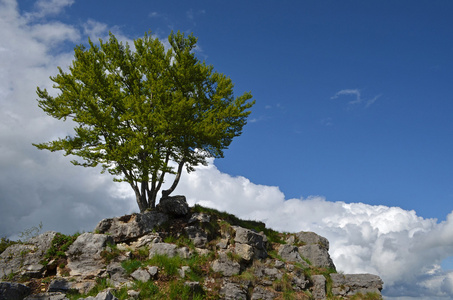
left=34, top=31, right=254, bottom=212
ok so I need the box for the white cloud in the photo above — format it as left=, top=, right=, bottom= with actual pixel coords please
left=331, top=88, right=381, bottom=107
left=167, top=159, right=453, bottom=299
left=26, top=0, right=74, bottom=19
left=1, top=1, right=453, bottom=299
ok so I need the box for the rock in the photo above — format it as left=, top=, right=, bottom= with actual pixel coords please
left=184, top=281, right=203, bottom=294
left=330, top=273, right=383, bottom=296
left=263, top=267, right=281, bottom=280
left=147, top=266, right=158, bottom=277
left=94, top=211, right=168, bottom=243
left=220, top=281, right=248, bottom=300
left=211, top=253, right=241, bottom=276
left=291, top=231, right=336, bottom=270
left=178, top=266, right=190, bottom=278
left=106, top=262, right=128, bottom=286
left=80, top=290, right=118, bottom=300
left=188, top=213, right=211, bottom=224
left=298, top=244, right=335, bottom=270
left=129, top=233, right=161, bottom=249
left=184, top=226, right=208, bottom=248
left=311, top=275, right=326, bottom=300
left=66, top=233, right=114, bottom=277
left=232, top=226, right=267, bottom=259
left=156, top=195, right=189, bottom=216
left=0, top=231, right=57, bottom=279
left=277, top=244, right=308, bottom=267
left=251, top=286, right=276, bottom=300
left=23, top=264, right=46, bottom=278
left=24, top=292, right=68, bottom=300
left=47, top=279, right=70, bottom=293
left=177, top=247, right=191, bottom=259
left=0, top=282, right=31, bottom=300
left=234, top=243, right=254, bottom=261
left=148, top=243, right=178, bottom=258
left=294, top=232, right=329, bottom=249
left=130, top=268, right=150, bottom=282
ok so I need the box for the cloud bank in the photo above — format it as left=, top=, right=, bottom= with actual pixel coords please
left=1, top=1, right=453, bottom=299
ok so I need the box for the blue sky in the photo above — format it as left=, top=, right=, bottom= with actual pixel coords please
left=1, top=0, right=453, bottom=298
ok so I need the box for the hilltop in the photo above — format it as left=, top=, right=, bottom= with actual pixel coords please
left=0, top=196, right=383, bottom=299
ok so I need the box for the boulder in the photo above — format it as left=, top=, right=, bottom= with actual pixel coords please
left=156, top=195, right=189, bottom=216
left=0, top=282, right=31, bottom=300
left=24, top=292, right=68, bottom=300
left=234, top=243, right=254, bottom=261
left=130, top=268, right=151, bottom=282
left=291, top=231, right=336, bottom=270
left=311, top=275, right=326, bottom=300
left=0, top=231, right=57, bottom=279
left=298, top=244, right=335, bottom=270
left=294, top=231, right=329, bottom=249
left=220, top=281, right=248, bottom=300
left=251, top=286, right=276, bottom=300
left=277, top=244, right=309, bottom=267
left=188, top=213, right=211, bottom=224
left=66, top=233, right=114, bottom=277
left=211, top=253, right=241, bottom=276
left=330, top=273, right=383, bottom=296
left=232, top=226, right=267, bottom=259
left=80, top=290, right=118, bottom=300
left=94, top=211, right=168, bottom=243
left=106, top=262, right=128, bottom=287
left=47, top=279, right=71, bottom=293
left=184, top=226, right=208, bottom=248
left=148, top=243, right=178, bottom=258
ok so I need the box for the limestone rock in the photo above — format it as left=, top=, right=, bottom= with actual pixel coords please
left=148, top=243, right=178, bottom=258
left=0, top=282, right=31, bottom=300
left=220, top=281, right=248, bottom=300
left=47, top=279, right=71, bottom=293
left=130, top=268, right=151, bottom=282
left=294, top=231, right=329, bottom=249
left=188, top=213, right=211, bottom=224
left=106, top=262, right=128, bottom=287
left=66, top=233, right=113, bottom=277
left=94, top=211, right=168, bottom=243
left=251, top=286, right=276, bottom=300
left=156, top=195, right=189, bottom=216
left=24, top=292, right=68, bottom=300
left=277, top=244, right=308, bottom=267
left=311, top=275, right=326, bottom=300
left=80, top=290, right=118, bottom=300
left=0, top=231, right=57, bottom=279
left=298, top=244, right=335, bottom=270
left=330, top=273, right=383, bottom=296
left=234, top=243, right=254, bottom=261
left=211, top=253, right=241, bottom=276
left=232, top=226, right=267, bottom=259
left=184, top=226, right=208, bottom=248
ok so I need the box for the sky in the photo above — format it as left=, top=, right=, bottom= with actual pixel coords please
left=1, top=0, right=453, bottom=298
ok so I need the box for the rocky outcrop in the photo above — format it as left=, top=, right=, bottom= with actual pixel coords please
left=330, top=273, right=384, bottom=296
left=156, top=195, right=190, bottom=216
left=0, top=206, right=384, bottom=299
left=66, top=233, right=114, bottom=278
left=94, top=211, right=168, bottom=243
left=0, top=232, right=57, bottom=279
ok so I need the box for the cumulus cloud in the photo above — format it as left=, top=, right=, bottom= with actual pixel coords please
left=1, top=1, right=453, bottom=299
left=169, top=160, right=453, bottom=299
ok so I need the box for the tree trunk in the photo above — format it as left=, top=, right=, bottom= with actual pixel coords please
left=162, top=159, right=185, bottom=198
left=133, top=186, right=147, bottom=213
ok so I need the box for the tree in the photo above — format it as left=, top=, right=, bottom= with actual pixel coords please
left=34, top=31, right=254, bottom=212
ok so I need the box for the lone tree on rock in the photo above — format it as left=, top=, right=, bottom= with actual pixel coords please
left=34, top=31, right=254, bottom=212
